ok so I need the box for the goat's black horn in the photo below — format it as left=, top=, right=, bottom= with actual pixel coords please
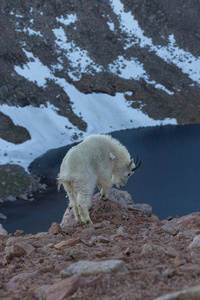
left=133, top=159, right=141, bottom=171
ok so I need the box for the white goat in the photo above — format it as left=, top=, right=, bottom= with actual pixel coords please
left=58, top=134, right=141, bottom=225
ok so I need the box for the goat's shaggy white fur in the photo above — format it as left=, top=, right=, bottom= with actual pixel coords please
left=58, top=134, right=137, bottom=225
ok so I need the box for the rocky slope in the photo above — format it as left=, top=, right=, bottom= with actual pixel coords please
left=1, top=190, right=200, bottom=300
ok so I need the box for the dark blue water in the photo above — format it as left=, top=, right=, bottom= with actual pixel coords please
left=1, top=124, right=199, bottom=233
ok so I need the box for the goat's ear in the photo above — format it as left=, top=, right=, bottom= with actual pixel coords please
left=128, top=159, right=133, bottom=166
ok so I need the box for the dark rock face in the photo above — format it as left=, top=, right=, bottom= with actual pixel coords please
left=0, top=111, right=31, bottom=144
left=0, top=0, right=200, bottom=146
left=1, top=189, right=200, bottom=299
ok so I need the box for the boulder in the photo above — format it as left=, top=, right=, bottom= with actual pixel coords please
left=60, top=189, right=136, bottom=229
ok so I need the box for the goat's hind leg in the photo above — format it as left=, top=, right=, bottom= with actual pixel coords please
left=77, top=191, right=93, bottom=226
left=63, top=182, right=81, bottom=223
left=70, top=200, right=82, bottom=223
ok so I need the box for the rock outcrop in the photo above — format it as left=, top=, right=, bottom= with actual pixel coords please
left=0, top=189, right=200, bottom=299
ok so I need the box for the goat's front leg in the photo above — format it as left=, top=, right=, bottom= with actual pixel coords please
left=100, top=187, right=108, bottom=200
left=100, top=180, right=112, bottom=201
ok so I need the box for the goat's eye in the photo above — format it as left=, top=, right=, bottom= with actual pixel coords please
left=128, top=173, right=131, bottom=177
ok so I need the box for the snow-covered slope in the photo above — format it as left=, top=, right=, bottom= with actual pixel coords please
left=1, top=0, right=200, bottom=170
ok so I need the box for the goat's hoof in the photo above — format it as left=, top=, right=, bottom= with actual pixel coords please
left=101, top=194, right=108, bottom=201
left=86, top=219, right=93, bottom=226
left=75, top=217, right=82, bottom=223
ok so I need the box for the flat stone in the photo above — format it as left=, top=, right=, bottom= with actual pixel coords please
left=97, top=235, right=111, bottom=243
left=155, top=284, right=200, bottom=300
left=54, top=238, right=81, bottom=250
left=141, top=243, right=164, bottom=256
left=60, top=260, right=128, bottom=278
left=161, top=219, right=179, bottom=235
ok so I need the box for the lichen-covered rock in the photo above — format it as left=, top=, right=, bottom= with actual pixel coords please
left=60, top=260, right=128, bottom=278
left=0, top=164, right=44, bottom=202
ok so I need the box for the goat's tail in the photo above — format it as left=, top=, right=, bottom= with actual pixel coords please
left=57, top=173, right=75, bottom=191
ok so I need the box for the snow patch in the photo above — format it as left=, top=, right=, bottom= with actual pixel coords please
left=52, top=27, right=103, bottom=80
left=109, top=55, right=149, bottom=80
left=56, top=14, right=77, bottom=26
left=14, top=49, right=53, bottom=86
left=154, top=84, right=174, bottom=95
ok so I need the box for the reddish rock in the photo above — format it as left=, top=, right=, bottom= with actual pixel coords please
left=164, top=247, right=179, bottom=258
left=177, top=263, right=200, bottom=274
left=48, top=222, right=62, bottom=235
left=14, top=230, right=24, bottom=237
left=114, top=226, right=129, bottom=241
left=93, top=249, right=107, bottom=258
left=14, top=242, right=35, bottom=255
left=174, top=255, right=187, bottom=267
left=1, top=189, right=200, bottom=300
left=97, top=235, right=111, bottom=243
left=54, top=237, right=81, bottom=250
left=5, top=242, right=35, bottom=262
left=45, top=274, right=83, bottom=300
left=70, top=249, right=91, bottom=261
left=177, top=213, right=200, bottom=229
left=94, top=220, right=111, bottom=229
left=155, top=285, right=200, bottom=300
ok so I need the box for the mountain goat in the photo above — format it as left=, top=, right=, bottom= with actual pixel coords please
left=58, top=134, right=141, bottom=225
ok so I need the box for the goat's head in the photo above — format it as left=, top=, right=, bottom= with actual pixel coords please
left=116, top=157, right=141, bottom=189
